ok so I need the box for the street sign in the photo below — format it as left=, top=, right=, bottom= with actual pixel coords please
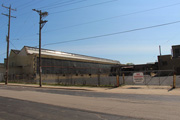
left=133, top=72, right=144, bottom=83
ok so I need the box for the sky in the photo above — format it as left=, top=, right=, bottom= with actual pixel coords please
left=1, top=0, right=180, bottom=64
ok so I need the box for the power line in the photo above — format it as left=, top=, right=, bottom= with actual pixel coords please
left=10, top=41, right=17, bottom=49
left=42, top=0, right=87, bottom=10
left=37, top=0, right=77, bottom=9
left=15, top=10, right=32, bottom=17
left=49, top=0, right=180, bottom=15
left=16, top=1, right=180, bottom=22
left=15, top=0, right=80, bottom=16
left=43, top=20, right=180, bottom=46
left=18, top=0, right=44, bottom=10
left=50, top=0, right=119, bottom=14
left=43, top=2, right=180, bottom=33
left=11, top=1, right=180, bottom=42
left=4, top=0, right=18, bottom=5
left=11, top=12, right=36, bottom=40
left=15, top=0, right=74, bottom=16
left=16, top=0, right=110, bottom=17
left=15, top=0, right=34, bottom=8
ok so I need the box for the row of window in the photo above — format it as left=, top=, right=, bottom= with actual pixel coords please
left=36, top=58, right=114, bottom=74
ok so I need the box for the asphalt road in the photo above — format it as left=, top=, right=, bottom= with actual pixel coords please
left=0, top=85, right=179, bottom=102
left=0, top=85, right=180, bottom=120
left=0, top=96, right=142, bottom=120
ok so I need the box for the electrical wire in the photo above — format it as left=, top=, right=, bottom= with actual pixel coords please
left=43, top=20, right=180, bottom=46
left=12, top=12, right=36, bottom=40
left=50, top=0, right=119, bottom=14
left=16, top=0, right=82, bottom=16
left=15, top=0, right=34, bottom=8
left=10, top=41, right=17, bottom=50
left=21, top=0, right=116, bottom=17
left=18, top=0, right=44, bottom=10
left=43, top=2, right=180, bottom=33
left=37, top=0, right=78, bottom=10
left=50, top=1, right=180, bottom=14
left=9, top=1, right=180, bottom=44
left=15, top=0, right=75, bottom=16
left=42, top=0, right=87, bottom=10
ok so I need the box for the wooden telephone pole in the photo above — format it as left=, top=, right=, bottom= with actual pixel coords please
left=2, top=4, right=16, bottom=85
left=32, top=9, right=48, bottom=87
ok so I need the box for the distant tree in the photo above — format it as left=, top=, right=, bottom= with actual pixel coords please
left=126, top=63, right=134, bottom=65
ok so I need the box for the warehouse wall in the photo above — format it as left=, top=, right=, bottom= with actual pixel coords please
left=38, top=58, right=114, bottom=75
left=7, top=49, right=119, bottom=86
left=9, top=53, right=35, bottom=75
left=36, top=74, right=117, bottom=86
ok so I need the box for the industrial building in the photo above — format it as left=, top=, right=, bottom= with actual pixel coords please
left=158, top=45, right=180, bottom=74
left=116, top=45, right=180, bottom=75
left=1, top=44, right=179, bottom=85
left=7, top=46, right=120, bottom=84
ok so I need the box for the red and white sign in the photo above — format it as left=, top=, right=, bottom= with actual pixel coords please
left=133, top=72, right=144, bottom=83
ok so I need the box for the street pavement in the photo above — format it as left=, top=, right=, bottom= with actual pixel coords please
left=0, top=84, right=180, bottom=120
left=0, top=96, right=141, bottom=120
left=1, top=83, right=180, bottom=95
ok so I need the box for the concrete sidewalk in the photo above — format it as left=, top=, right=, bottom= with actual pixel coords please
left=0, top=83, right=179, bottom=96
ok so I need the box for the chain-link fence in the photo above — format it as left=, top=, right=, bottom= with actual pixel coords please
left=0, top=73, right=4, bottom=82
left=7, top=67, right=118, bottom=86
left=118, top=70, right=175, bottom=86
left=5, top=69, right=179, bottom=87
left=38, top=69, right=117, bottom=86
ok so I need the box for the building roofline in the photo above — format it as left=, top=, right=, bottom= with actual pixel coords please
left=11, top=49, right=21, bottom=54
left=158, top=54, right=172, bottom=57
left=23, top=46, right=120, bottom=65
left=172, top=45, right=180, bottom=47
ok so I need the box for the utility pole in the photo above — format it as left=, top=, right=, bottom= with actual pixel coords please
left=32, top=9, right=48, bottom=87
left=2, top=4, right=16, bottom=85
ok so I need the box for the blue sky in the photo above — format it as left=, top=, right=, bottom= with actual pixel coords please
left=1, top=0, right=180, bottom=64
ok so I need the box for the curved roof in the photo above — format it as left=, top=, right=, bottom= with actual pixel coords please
left=24, top=46, right=120, bottom=65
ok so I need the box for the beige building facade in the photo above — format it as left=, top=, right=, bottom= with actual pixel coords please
left=7, top=46, right=120, bottom=84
